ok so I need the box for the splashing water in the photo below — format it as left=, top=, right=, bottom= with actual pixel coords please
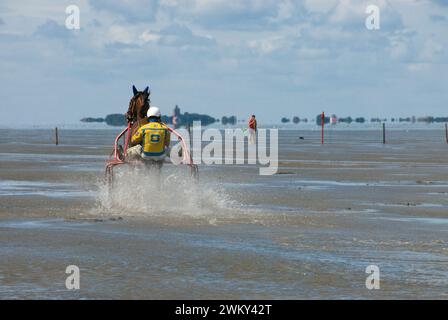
left=95, top=164, right=234, bottom=219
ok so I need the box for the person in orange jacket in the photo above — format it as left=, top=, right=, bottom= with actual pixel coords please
left=248, top=115, right=257, bottom=144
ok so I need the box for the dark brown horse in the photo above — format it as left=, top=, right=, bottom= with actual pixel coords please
left=126, top=85, right=150, bottom=143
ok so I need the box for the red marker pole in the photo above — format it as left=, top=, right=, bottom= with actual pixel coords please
left=321, top=112, right=325, bottom=144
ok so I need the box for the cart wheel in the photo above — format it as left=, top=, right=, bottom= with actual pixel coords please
left=118, top=145, right=125, bottom=161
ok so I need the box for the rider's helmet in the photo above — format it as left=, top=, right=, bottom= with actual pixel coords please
left=147, top=107, right=161, bottom=119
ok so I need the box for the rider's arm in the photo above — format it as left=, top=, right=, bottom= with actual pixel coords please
left=131, top=128, right=143, bottom=145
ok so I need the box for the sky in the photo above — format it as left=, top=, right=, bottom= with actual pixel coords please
left=0, top=0, right=447, bottom=125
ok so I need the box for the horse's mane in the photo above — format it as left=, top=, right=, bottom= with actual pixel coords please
left=126, top=86, right=150, bottom=142
left=126, top=92, right=149, bottom=123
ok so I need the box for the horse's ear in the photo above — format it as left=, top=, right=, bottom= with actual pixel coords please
left=143, top=86, right=149, bottom=95
left=132, top=85, right=138, bottom=96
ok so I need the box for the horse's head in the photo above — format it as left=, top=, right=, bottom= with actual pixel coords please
left=126, top=85, right=150, bottom=123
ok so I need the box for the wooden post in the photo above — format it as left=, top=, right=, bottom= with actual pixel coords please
left=382, top=123, right=386, bottom=144
left=445, top=123, right=448, bottom=144
left=321, top=112, right=325, bottom=145
left=55, top=127, right=59, bottom=146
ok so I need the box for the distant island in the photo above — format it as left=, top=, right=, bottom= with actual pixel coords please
left=81, top=114, right=125, bottom=126
left=81, top=105, right=218, bottom=127
left=276, top=114, right=448, bottom=126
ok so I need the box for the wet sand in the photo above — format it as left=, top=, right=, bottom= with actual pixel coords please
left=1, top=127, right=448, bottom=299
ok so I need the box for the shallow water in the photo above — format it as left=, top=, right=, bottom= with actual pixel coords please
left=1, top=128, right=448, bottom=299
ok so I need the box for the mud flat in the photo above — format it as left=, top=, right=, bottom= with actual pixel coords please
left=1, top=128, right=448, bottom=299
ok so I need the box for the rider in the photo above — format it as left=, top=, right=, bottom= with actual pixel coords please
left=130, top=107, right=171, bottom=171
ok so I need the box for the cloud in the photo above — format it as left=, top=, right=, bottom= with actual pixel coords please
left=89, top=19, right=102, bottom=28
left=303, top=0, right=339, bottom=13
left=248, top=37, right=289, bottom=54
left=105, top=41, right=140, bottom=50
left=432, top=0, right=448, bottom=6
left=89, top=0, right=159, bottom=22
left=107, top=25, right=136, bottom=44
left=160, top=0, right=307, bottom=30
left=139, top=31, right=160, bottom=42
left=139, top=23, right=215, bottom=47
left=430, top=15, right=448, bottom=22
left=0, top=17, right=4, bottom=26
left=419, top=39, right=445, bottom=61
left=157, top=24, right=216, bottom=46
left=34, top=19, right=73, bottom=38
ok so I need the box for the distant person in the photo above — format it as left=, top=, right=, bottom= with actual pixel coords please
left=248, top=115, right=257, bottom=144
left=127, top=107, right=171, bottom=178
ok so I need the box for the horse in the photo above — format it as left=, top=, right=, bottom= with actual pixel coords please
left=126, top=85, right=150, bottom=144
left=106, top=84, right=199, bottom=183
